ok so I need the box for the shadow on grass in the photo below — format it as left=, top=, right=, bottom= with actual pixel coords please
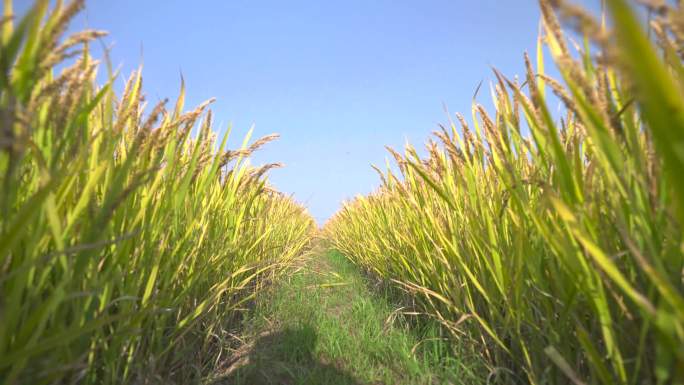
left=223, top=325, right=364, bottom=385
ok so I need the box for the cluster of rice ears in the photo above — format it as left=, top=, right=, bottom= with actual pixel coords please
left=0, top=1, right=315, bottom=383
left=326, top=0, right=684, bottom=383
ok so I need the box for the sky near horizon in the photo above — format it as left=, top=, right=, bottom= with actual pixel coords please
left=18, top=0, right=599, bottom=223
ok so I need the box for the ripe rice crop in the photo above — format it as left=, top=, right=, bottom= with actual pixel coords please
left=0, top=1, right=314, bottom=383
left=326, top=0, right=684, bottom=383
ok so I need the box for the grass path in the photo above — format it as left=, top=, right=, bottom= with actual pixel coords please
left=213, top=245, right=484, bottom=385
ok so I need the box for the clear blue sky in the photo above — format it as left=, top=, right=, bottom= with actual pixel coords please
left=19, top=0, right=599, bottom=223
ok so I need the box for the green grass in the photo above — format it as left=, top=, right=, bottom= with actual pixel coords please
left=217, top=248, right=486, bottom=385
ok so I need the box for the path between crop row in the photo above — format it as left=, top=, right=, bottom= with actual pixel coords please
left=209, top=245, right=483, bottom=385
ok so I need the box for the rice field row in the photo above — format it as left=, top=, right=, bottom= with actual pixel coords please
left=0, top=1, right=315, bottom=383
left=326, top=0, right=684, bottom=383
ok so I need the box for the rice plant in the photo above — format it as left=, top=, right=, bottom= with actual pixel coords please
left=0, top=1, right=314, bottom=383
left=326, top=0, right=684, bottom=383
